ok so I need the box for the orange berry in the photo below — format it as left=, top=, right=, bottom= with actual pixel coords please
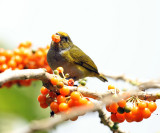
left=52, top=34, right=61, bottom=43
left=35, top=50, right=43, bottom=57
left=109, top=102, right=118, bottom=113
left=0, top=56, right=6, bottom=64
left=78, top=97, right=88, bottom=105
left=135, top=113, right=143, bottom=122
left=118, top=99, right=126, bottom=108
left=50, top=102, right=59, bottom=113
left=0, top=64, right=8, bottom=72
left=68, top=99, right=74, bottom=107
left=14, top=55, right=22, bottom=63
left=8, top=60, right=17, bottom=69
left=147, top=101, right=157, bottom=112
left=116, top=113, right=125, bottom=121
left=4, top=50, right=13, bottom=59
left=50, top=77, right=59, bottom=85
left=132, top=106, right=139, bottom=115
left=59, top=86, right=70, bottom=96
left=138, top=101, right=147, bottom=110
left=59, top=103, right=69, bottom=112
left=142, top=108, right=151, bottom=119
left=57, top=95, right=66, bottom=104
left=125, top=112, right=134, bottom=122
left=70, top=91, right=81, bottom=101
left=41, top=86, right=49, bottom=95
left=108, top=85, right=115, bottom=90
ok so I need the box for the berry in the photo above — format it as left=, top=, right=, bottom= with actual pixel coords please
left=54, top=70, right=59, bottom=75
left=132, top=106, right=139, bottom=115
left=108, top=85, right=115, bottom=90
left=106, top=105, right=111, bottom=112
left=80, top=80, right=86, bottom=86
left=40, top=86, right=49, bottom=95
left=40, top=103, right=48, bottom=108
left=68, top=79, right=74, bottom=86
left=59, top=103, right=69, bottom=112
left=78, top=97, right=88, bottom=105
left=50, top=102, right=59, bottom=113
left=111, top=113, right=118, bottom=122
left=70, top=91, right=81, bottom=101
left=118, top=99, right=126, bottom=108
left=52, top=34, right=61, bottom=43
left=57, top=81, right=64, bottom=88
left=142, top=108, right=151, bottom=118
left=117, top=107, right=125, bottom=114
left=56, top=67, right=64, bottom=73
left=138, top=101, right=147, bottom=110
left=59, top=86, right=70, bottom=96
left=50, top=77, right=59, bottom=85
left=124, top=105, right=132, bottom=113
left=57, top=95, right=66, bottom=104
left=147, top=101, right=157, bottom=112
left=109, top=102, right=118, bottom=113
left=116, top=113, right=125, bottom=122
left=125, top=112, right=134, bottom=122
left=38, top=94, right=46, bottom=103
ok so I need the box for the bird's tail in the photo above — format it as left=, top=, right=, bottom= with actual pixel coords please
left=98, top=73, right=108, bottom=82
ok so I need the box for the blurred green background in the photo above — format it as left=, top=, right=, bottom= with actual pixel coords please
left=0, top=43, right=49, bottom=133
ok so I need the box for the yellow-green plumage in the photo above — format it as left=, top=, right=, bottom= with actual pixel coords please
left=47, top=31, right=107, bottom=82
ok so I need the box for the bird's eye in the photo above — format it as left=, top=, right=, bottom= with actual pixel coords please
left=63, top=36, right=68, bottom=42
left=56, top=33, right=60, bottom=35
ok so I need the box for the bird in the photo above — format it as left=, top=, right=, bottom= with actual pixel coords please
left=47, top=31, right=108, bottom=82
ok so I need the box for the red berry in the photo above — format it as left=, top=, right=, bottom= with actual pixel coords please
left=68, top=79, right=74, bottom=86
left=38, top=94, right=46, bottom=103
left=40, top=103, right=48, bottom=108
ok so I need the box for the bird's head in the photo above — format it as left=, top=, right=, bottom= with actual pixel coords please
left=51, top=31, right=73, bottom=50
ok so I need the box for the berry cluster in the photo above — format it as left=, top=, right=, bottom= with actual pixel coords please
left=106, top=85, right=157, bottom=123
left=37, top=67, right=93, bottom=121
left=0, top=41, right=52, bottom=87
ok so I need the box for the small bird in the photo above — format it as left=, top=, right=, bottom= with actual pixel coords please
left=47, top=31, right=107, bottom=82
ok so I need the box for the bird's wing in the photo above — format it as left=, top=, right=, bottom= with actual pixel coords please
left=69, top=45, right=99, bottom=74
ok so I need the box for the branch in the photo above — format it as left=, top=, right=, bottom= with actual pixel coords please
left=0, top=68, right=52, bottom=86
left=98, top=108, right=125, bottom=133
left=104, top=73, right=160, bottom=90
